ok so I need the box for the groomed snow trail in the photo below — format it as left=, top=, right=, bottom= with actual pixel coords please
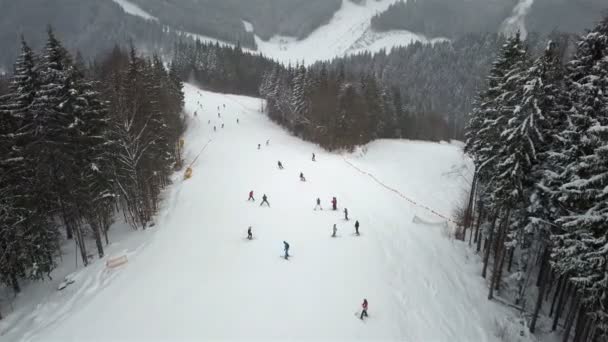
left=13, top=84, right=529, bottom=341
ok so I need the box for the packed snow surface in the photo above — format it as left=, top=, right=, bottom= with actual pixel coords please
left=112, top=0, right=158, bottom=21
left=1, top=84, right=532, bottom=341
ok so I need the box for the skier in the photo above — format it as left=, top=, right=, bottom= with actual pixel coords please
left=223, top=104, right=226, bottom=109
left=258, top=144, right=261, bottom=150
left=194, top=111, right=198, bottom=116
left=260, top=194, right=270, bottom=207
left=237, top=118, right=239, bottom=124
left=283, top=241, right=290, bottom=259
left=312, top=153, right=316, bottom=162
left=221, top=123, right=224, bottom=129
left=300, top=172, right=306, bottom=182
left=214, top=126, right=217, bottom=132
left=247, top=226, right=253, bottom=240
left=344, top=208, right=349, bottom=221
left=355, top=220, right=360, bottom=236
left=331, top=197, right=337, bottom=211
left=360, top=299, right=368, bottom=320
left=208, top=120, right=211, bottom=124
left=248, top=190, right=255, bottom=201
left=314, top=198, right=322, bottom=211
left=278, top=161, right=284, bottom=169
left=332, top=224, right=337, bottom=238
left=218, top=113, right=221, bottom=118
left=266, top=140, right=270, bottom=146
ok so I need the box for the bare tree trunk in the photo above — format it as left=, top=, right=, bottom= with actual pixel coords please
left=482, top=212, right=498, bottom=278
left=473, top=201, right=484, bottom=246
left=491, top=209, right=510, bottom=295
left=551, top=276, right=565, bottom=317
left=507, top=248, right=515, bottom=272
left=571, top=302, right=586, bottom=342
left=10, top=273, right=20, bottom=293
left=546, top=270, right=554, bottom=301
left=91, top=219, right=104, bottom=258
left=554, top=283, right=571, bottom=331
left=562, top=294, right=579, bottom=342
left=530, top=248, right=549, bottom=333
left=462, top=172, right=477, bottom=241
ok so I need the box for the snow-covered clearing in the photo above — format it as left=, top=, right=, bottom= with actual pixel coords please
left=1, top=83, right=533, bottom=341
left=254, top=0, right=442, bottom=65
left=112, top=0, right=158, bottom=21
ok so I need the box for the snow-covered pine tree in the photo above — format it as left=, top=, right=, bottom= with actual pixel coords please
left=0, top=37, right=59, bottom=290
left=551, top=15, right=608, bottom=340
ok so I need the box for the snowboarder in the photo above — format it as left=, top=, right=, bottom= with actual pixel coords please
left=355, top=220, right=360, bottom=236
left=278, top=161, right=284, bottom=169
left=312, top=153, right=316, bottom=162
left=360, top=299, right=368, bottom=320
left=247, top=226, right=253, bottom=240
left=248, top=190, right=255, bottom=201
left=314, top=198, right=322, bottom=211
left=283, top=241, right=290, bottom=259
left=300, top=172, right=306, bottom=182
left=260, top=194, right=270, bottom=207
left=332, top=224, right=337, bottom=238
left=344, top=208, right=349, bottom=221
left=331, top=197, right=337, bottom=211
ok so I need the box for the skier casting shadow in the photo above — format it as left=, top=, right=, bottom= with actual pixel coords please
left=260, top=194, right=270, bottom=207
left=300, top=172, right=306, bottom=182
left=360, top=299, right=369, bottom=320
left=283, top=241, right=290, bottom=259
left=314, top=198, right=322, bottom=211
left=247, top=226, right=253, bottom=240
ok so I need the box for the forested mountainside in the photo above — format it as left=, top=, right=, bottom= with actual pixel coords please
left=0, top=0, right=192, bottom=70
left=128, top=0, right=342, bottom=45
left=371, top=0, right=607, bottom=39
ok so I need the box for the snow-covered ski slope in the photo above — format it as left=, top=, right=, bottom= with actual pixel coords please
left=3, top=84, right=532, bottom=341
left=255, top=0, right=446, bottom=65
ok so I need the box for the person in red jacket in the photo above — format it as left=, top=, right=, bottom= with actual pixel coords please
left=360, top=299, right=368, bottom=320
left=248, top=191, right=255, bottom=201
left=331, top=197, right=337, bottom=211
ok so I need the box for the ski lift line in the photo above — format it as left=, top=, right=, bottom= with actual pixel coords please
left=187, top=139, right=213, bottom=169
left=343, top=157, right=456, bottom=224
